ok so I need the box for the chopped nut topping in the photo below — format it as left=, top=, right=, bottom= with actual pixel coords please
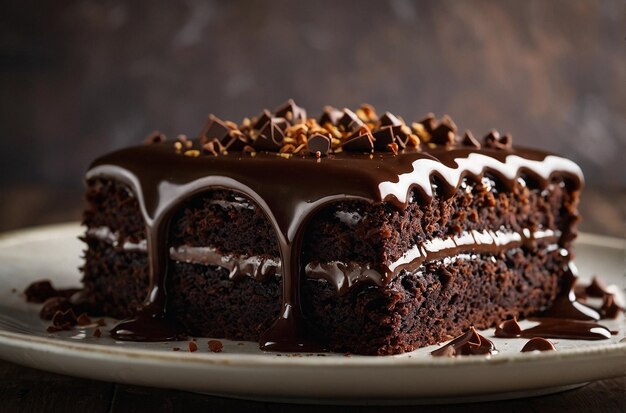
left=162, top=101, right=514, bottom=158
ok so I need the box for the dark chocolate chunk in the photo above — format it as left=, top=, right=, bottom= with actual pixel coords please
left=430, top=115, right=457, bottom=146
left=337, top=109, right=364, bottom=132
left=462, top=130, right=481, bottom=148
left=319, top=106, right=344, bottom=126
left=24, top=280, right=57, bottom=303
left=274, top=99, right=307, bottom=124
left=372, top=127, right=395, bottom=150
left=418, top=112, right=437, bottom=133
left=252, top=109, right=272, bottom=130
left=188, top=341, right=198, bottom=352
left=254, top=119, right=285, bottom=151
left=223, top=130, right=248, bottom=151
left=379, top=112, right=402, bottom=127
left=199, top=115, right=231, bottom=144
left=341, top=133, right=374, bottom=152
left=307, top=134, right=331, bottom=156
left=521, top=337, right=556, bottom=352
left=484, top=130, right=513, bottom=150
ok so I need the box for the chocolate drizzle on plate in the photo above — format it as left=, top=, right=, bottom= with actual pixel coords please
left=84, top=101, right=585, bottom=351
left=521, top=338, right=556, bottom=352
left=430, top=326, right=497, bottom=357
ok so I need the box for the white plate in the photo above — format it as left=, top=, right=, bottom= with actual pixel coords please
left=0, top=223, right=624, bottom=405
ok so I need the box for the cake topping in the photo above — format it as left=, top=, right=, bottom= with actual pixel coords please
left=430, top=326, right=497, bottom=357
left=177, top=100, right=521, bottom=157
left=462, top=130, right=481, bottom=148
left=483, top=130, right=513, bottom=150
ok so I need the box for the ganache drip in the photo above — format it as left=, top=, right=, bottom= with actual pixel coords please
left=430, top=326, right=497, bottom=357
left=85, top=101, right=585, bottom=351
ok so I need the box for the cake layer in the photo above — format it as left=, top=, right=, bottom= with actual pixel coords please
left=82, top=237, right=566, bottom=354
left=84, top=174, right=579, bottom=267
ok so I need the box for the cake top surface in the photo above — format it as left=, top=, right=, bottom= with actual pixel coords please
left=90, top=100, right=584, bottom=234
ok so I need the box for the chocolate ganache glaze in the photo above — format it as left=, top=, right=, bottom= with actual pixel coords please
left=85, top=101, right=584, bottom=351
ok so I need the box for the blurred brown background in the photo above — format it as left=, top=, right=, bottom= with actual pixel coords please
left=0, top=0, right=624, bottom=236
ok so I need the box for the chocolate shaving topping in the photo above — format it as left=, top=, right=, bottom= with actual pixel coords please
left=200, top=115, right=231, bottom=145
left=274, top=99, right=307, bottom=124
left=379, top=112, right=402, bottom=127
left=342, top=132, right=374, bottom=153
left=372, top=127, right=395, bottom=150
left=484, top=130, right=513, bottom=150
left=418, top=112, right=437, bottom=133
left=252, top=109, right=272, bottom=130
left=430, top=115, right=457, bottom=146
left=337, top=108, right=364, bottom=132
left=462, top=130, right=481, bottom=148
left=307, top=134, right=331, bottom=156
left=223, top=130, right=248, bottom=151
left=255, top=119, right=286, bottom=151
left=188, top=100, right=511, bottom=156
left=319, top=106, right=343, bottom=126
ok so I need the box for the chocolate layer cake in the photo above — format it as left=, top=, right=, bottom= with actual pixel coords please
left=81, top=100, right=583, bottom=355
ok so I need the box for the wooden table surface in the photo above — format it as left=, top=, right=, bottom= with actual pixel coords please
left=0, top=359, right=624, bottom=412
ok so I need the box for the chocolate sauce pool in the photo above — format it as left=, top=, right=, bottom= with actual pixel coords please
left=86, top=142, right=584, bottom=351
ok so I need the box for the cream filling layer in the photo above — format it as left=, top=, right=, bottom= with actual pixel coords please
left=86, top=226, right=561, bottom=295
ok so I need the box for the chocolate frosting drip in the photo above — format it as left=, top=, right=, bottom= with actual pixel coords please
left=430, top=326, right=497, bottom=357
left=86, top=107, right=584, bottom=351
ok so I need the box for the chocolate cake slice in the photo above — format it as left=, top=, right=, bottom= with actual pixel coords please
left=81, top=100, right=583, bottom=355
